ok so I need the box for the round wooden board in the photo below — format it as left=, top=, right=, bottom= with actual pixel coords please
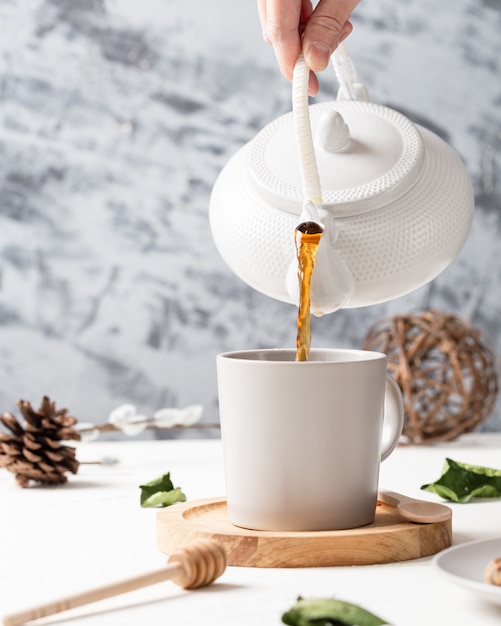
left=156, top=497, right=452, bottom=568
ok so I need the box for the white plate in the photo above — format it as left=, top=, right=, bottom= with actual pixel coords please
left=433, top=537, right=501, bottom=605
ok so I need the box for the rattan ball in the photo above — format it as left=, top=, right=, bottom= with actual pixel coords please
left=363, top=309, right=499, bottom=444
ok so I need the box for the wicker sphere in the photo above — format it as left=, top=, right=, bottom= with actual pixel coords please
left=363, top=309, right=499, bottom=444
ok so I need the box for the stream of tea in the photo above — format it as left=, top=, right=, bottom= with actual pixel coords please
left=295, top=221, right=324, bottom=362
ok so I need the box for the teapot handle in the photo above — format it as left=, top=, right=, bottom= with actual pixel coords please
left=330, top=44, right=369, bottom=102
left=292, top=44, right=369, bottom=210
left=291, top=48, right=356, bottom=315
left=292, top=53, right=322, bottom=207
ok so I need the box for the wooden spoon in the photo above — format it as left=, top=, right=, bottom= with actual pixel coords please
left=378, top=489, right=452, bottom=523
left=2, top=538, right=227, bottom=626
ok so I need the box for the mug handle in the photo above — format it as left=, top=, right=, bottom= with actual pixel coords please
left=380, top=375, right=405, bottom=461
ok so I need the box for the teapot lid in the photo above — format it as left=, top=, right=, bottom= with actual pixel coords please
left=249, top=100, right=424, bottom=217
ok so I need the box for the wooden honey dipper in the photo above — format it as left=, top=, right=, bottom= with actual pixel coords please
left=2, top=538, right=227, bottom=626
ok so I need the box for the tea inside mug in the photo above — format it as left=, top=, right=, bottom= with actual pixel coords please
left=223, top=348, right=384, bottom=363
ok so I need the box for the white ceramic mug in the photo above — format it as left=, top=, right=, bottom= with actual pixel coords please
left=216, top=348, right=404, bottom=532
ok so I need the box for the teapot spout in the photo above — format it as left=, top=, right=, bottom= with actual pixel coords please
left=310, top=232, right=354, bottom=315
left=296, top=200, right=325, bottom=232
left=286, top=215, right=354, bottom=315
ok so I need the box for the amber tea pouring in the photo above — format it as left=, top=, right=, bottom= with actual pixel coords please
left=294, top=220, right=324, bottom=361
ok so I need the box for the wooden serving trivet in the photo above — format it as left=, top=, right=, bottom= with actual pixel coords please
left=156, top=497, right=452, bottom=568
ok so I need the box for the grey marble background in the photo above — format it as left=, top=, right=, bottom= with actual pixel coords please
left=0, top=0, right=500, bottom=436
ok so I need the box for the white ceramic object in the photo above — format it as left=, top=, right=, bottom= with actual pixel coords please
left=433, top=537, right=501, bottom=605
left=216, top=348, right=404, bottom=531
left=209, top=46, right=474, bottom=313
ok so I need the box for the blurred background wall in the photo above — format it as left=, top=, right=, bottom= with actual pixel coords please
left=0, top=0, right=500, bottom=435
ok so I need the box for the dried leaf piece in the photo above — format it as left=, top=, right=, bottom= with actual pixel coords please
left=282, top=597, right=388, bottom=626
left=421, top=458, right=501, bottom=503
left=139, top=472, right=186, bottom=508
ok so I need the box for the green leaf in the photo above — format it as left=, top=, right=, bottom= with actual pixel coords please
left=421, top=458, right=501, bottom=503
left=139, top=472, right=187, bottom=508
left=282, top=597, right=388, bottom=626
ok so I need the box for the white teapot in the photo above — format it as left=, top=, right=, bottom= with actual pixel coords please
left=209, top=46, right=474, bottom=314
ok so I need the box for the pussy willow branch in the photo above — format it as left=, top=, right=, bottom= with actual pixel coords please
left=78, top=421, right=221, bottom=434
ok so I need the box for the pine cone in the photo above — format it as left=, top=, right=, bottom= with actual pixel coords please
left=0, top=396, right=81, bottom=487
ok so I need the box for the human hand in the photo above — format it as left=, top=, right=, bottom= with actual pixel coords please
left=257, top=0, right=360, bottom=95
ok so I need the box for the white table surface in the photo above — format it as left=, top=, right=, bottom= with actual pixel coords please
left=1, top=433, right=501, bottom=625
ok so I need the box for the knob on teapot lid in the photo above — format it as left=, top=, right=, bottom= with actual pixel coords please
left=249, top=100, right=425, bottom=217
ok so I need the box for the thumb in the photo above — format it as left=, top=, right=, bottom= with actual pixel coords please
left=303, top=0, right=359, bottom=72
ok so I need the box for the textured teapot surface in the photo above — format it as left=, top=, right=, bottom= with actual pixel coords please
left=209, top=49, right=474, bottom=312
